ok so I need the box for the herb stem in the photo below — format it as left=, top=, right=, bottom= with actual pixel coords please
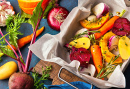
left=119, top=9, right=126, bottom=17
left=0, top=32, right=10, bottom=41
left=17, top=47, right=25, bottom=70
left=0, top=29, right=19, bottom=58
left=0, top=29, right=25, bottom=72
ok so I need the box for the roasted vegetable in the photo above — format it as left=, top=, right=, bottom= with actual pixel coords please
left=69, top=37, right=90, bottom=49
left=112, top=18, right=130, bottom=36
left=100, top=31, right=122, bottom=64
left=118, top=36, right=130, bottom=59
left=80, top=13, right=109, bottom=30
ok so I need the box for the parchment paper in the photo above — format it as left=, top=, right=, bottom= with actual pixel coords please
left=29, top=0, right=130, bottom=88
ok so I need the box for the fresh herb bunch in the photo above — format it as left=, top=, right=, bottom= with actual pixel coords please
left=32, top=65, right=52, bottom=89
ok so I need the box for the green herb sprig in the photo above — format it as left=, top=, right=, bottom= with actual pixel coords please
left=96, top=55, right=121, bottom=79
left=73, top=30, right=100, bottom=40
left=32, top=65, right=52, bottom=89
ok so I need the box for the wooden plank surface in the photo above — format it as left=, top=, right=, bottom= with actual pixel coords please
left=33, top=60, right=87, bottom=85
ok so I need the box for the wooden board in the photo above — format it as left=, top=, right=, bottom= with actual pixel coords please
left=32, top=60, right=87, bottom=85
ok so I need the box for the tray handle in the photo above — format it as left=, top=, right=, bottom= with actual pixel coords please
left=58, top=67, right=93, bottom=89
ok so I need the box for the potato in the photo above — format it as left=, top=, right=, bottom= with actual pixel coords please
left=118, top=36, right=130, bottom=60
left=69, top=37, right=90, bottom=49
left=0, top=61, right=17, bottom=80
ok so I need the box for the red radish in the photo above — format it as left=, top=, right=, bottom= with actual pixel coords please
left=0, top=0, right=15, bottom=26
left=108, top=36, right=119, bottom=51
left=112, top=18, right=130, bottom=36
left=47, top=6, right=69, bottom=31
left=92, top=3, right=109, bottom=18
left=9, top=72, right=34, bottom=89
left=108, top=36, right=120, bottom=56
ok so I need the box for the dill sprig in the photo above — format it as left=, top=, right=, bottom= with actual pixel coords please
left=6, top=13, right=27, bottom=47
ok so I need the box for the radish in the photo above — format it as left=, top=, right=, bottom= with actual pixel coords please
left=75, top=28, right=88, bottom=37
left=108, top=36, right=119, bottom=51
left=47, top=6, right=69, bottom=31
left=92, top=3, right=109, bottom=18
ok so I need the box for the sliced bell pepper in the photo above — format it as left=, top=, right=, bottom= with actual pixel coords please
left=80, top=13, right=109, bottom=30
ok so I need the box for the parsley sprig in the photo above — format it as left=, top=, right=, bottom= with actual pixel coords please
left=32, top=65, right=52, bottom=89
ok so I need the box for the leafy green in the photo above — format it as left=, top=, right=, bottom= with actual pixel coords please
left=21, top=9, right=32, bottom=18
left=6, top=13, right=27, bottom=47
left=0, top=46, right=16, bottom=59
left=0, top=57, right=2, bottom=62
left=32, top=65, right=52, bottom=89
left=43, top=0, right=58, bottom=19
left=73, top=30, right=100, bottom=40
left=28, top=0, right=43, bottom=29
left=0, top=13, right=27, bottom=62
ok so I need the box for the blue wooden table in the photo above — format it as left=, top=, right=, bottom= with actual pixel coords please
left=0, top=0, right=130, bottom=89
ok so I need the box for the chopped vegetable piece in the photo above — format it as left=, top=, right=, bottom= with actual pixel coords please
left=94, top=10, right=126, bottom=39
left=100, top=32, right=122, bottom=64
left=112, top=18, right=130, bottom=36
left=94, top=16, right=119, bottom=39
left=80, top=12, right=109, bottom=30
left=91, top=45, right=103, bottom=73
left=69, top=46, right=90, bottom=68
left=108, top=36, right=120, bottom=51
left=92, top=3, right=109, bottom=18
left=69, top=37, right=90, bottom=49
left=118, top=36, right=130, bottom=59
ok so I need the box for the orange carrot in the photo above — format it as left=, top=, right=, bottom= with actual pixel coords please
left=94, top=16, right=119, bottom=39
left=90, top=45, right=103, bottom=73
left=7, top=26, right=44, bottom=50
left=94, top=9, right=126, bottom=39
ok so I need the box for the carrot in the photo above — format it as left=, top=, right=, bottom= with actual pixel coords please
left=94, top=16, right=119, bottom=39
left=90, top=45, right=103, bottom=73
left=7, top=26, right=44, bottom=51
left=94, top=9, right=126, bottom=39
